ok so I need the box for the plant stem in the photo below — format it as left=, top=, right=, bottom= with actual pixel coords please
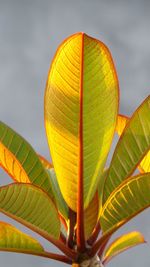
left=88, top=229, right=112, bottom=257
left=98, top=236, right=110, bottom=258
left=60, top=232, right=67, bottom=244
left=87, top=223, right=101, bottom=246
left=72, top=255, right=103, bottom=267
left=41, top=250, right=72, bottom=264
left=67, top=209, right=76, bottom=248
left=0, top=249, right=72, bottom=265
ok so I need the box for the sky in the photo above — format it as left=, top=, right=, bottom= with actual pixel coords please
left=0, top=0, right=150, bottom=266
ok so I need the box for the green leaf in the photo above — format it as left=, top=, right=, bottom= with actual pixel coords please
left=103, top=96, right=150, bottom=203
left=44, top=33, right=119, bottom=211
left=0, top=121, right=53, bottom=198
left=0, top=183, right=60, bottom=239
left=47, top=168, right=69, bottom=220
left=100, top=173, right=150, bottom=233
left=103, top=231, right=145, bottom=264
left=0, top=221, right=44, bottom=253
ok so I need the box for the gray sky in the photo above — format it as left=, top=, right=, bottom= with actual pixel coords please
left=0, top=0, right=150, bottom=266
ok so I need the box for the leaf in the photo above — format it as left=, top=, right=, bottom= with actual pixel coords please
left=139, top=151, right=150, bottom=173
left=103, top=231, right=145, bottom=264
left=47, top=168, right=69, bottom=220
left=84, top=192, right=99, bottom=239
left=0, top=221, right=44, bottom=253
left=115, top=114, right=129, bottom=136
left=44, top=32, right=119, bottom=211
left=38, top=154, right=53, bottom=169
left=0, top=121, right=53, bottom=198
left=98, top=169, right=108, bottom=217
left=0, top=183, right=60, bottom=239
left=103, top=96, right=150, bottom=203
left=100, top=173, right=150, bottom=233
left=116, top=115, right=150, bottom=174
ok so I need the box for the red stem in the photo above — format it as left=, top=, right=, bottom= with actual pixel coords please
left=87, top=223, right=101, bottom=246
left=77, top=32, right=86, bottom=253
left=60, top=232, right=66, bottom=244
left=0, top=249, right=72, bottom=264
left=41, top=250, right=72, bottom=264
left=67, top=209, right=76, bottom=249
left=98, top=236, right=111, bottom=258
left=88, top=230, right=113, bottom=257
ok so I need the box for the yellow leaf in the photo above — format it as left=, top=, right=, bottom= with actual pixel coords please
left=103, top=231, right=145, bottom=264
left=116, top=114, right=128, bottom=136
left=45, top=33, right=119, bottom=211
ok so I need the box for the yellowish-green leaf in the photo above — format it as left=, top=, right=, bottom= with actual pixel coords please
left=0, top=221, right=44, bottom=253
left=103, top=231, right=145, bottom=264
left=100, top=173, right=150, bottom=233
left=103, top=96, right=150, bottom=203
left=84, top=192, right=99, bottom=239
left=0, top=121, right=53, bottom=198
left=0, top=183, right=60, bottom=239
left=45, top=32, right=119, bottom=211
left=47, top=168, right=69, bottom=220
left=116, top=114, right=150, bottom=174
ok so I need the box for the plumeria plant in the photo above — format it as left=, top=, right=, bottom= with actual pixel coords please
left=0, top=33, right=150, bottom=267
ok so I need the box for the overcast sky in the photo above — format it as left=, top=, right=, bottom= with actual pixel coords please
left=0, top=0, right=150, bottom=267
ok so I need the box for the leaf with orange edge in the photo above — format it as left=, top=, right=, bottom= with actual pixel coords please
left=0, top=221, right=44, bottom=254
left=44, top=32, right=119, bottom=212
left=0, top=183, right=60, bottom=239
left=103, top=96, right=150, bottom=203
left=100, top=173, right=150, bottom=233
left=84, top=192, right=99, bottom=239
left=0, top=121, right=53, bottom=198
left=0, top=221, right=71, bottom=263
left=103, top=231, right=145, bottom=264
left=116, top=114, right=150, bottom=173
left=38, top=154, right=53, bottom=169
